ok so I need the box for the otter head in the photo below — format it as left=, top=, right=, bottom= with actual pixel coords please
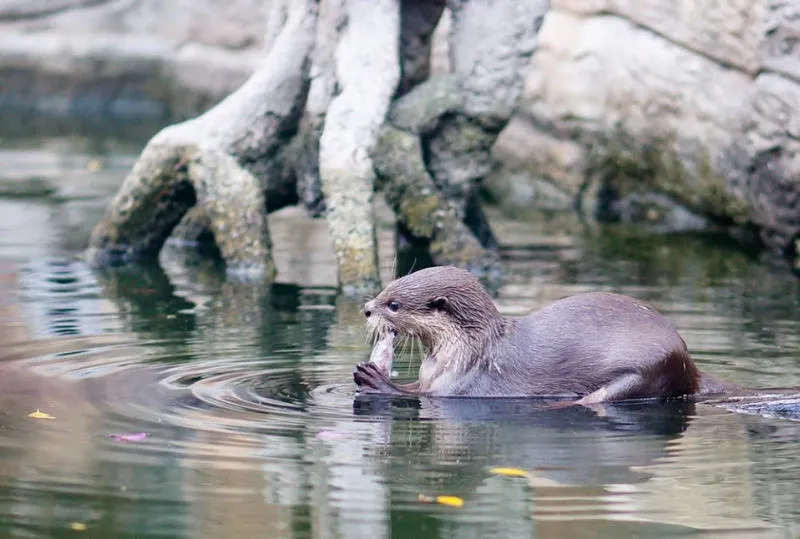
left=364, top=266, right=502, bottom=350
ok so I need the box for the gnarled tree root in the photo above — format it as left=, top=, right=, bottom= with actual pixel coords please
left=85, top=0, right=552, bottom=293
left=86, top=141, right=274, bottom=278
left=86, top=0, right=317, bottom=280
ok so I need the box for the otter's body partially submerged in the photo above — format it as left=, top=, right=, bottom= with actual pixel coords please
left=354, top=266, right=727, bottom=404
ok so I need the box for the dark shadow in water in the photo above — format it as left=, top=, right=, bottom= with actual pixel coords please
left=701, top=389, right=800, bottom=421
left=0, top=112, right=164, bottom=146
left=348, top=394, right=700, bottom=536
left=92, top=259, right=338, bottom=359
left=353, top=394, right=694, bottom=435
left=93, top=263, right=198, bottom=339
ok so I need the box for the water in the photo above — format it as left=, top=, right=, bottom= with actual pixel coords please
left=1, top=128, right=800, bottom=538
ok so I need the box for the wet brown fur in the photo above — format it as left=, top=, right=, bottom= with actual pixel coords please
left=355, top=266, right=731, bottom=403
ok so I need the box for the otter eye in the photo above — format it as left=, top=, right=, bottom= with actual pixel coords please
left=387, top=300, right=400, bottom=312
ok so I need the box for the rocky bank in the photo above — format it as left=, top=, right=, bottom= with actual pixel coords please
left=493, top=0, right=800, bottom=264
left=1, top=0, right=799, bottom=265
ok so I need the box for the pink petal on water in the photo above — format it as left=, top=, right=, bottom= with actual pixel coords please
left=110, top=432, right=148, bottom=442
left=316, top=430, right=347, bottom=441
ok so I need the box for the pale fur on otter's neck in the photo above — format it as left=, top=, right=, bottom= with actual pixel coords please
left=372, top=266, right=511, bottom=392
left=417, top=313, right=511, bottom=392
left=365, top=266, right=518, bottom=393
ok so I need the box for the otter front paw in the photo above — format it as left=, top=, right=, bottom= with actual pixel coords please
left=353, top=362, right=395, bottom=394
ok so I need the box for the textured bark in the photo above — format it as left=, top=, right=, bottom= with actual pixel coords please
left=292, top=0, right=340, bottom=217
left=374, top=0, right=550, bottom=280
left=375, top=125, right=498, bottom=277
left=428, top=0, right=547, bottom=219
left=87, top=0, right=317, bottom=278
left=86, top=0, right=552, bottom=291
left=317, top=0, right=401, bottom=295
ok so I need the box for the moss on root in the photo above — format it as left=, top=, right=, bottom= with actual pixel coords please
left=373, top=125, right=499, bottom=282
left=334, top=243, right=382, bottom=296
left=586, top=126, right=750, bottom=225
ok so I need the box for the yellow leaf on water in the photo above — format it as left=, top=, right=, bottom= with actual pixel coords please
left=28, top=409, right=55, bottom=420
left=86, top=159, right=103, bottom=172
left=417, top=494, right=464, bottom=508
left=69, top=522, right=87, bottom=531
left=435, top=496, right=464, bottom=508
left=489, top=467, right=529, bottom=478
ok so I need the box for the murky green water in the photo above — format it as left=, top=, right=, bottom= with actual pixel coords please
left=1, top=127, right=800, bottom=538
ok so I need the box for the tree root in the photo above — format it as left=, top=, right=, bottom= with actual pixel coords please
left=374, top=124, right=499, bottom=278
left=317, top=0, right=401, bottom=295
left=85, top=0, right=552, bottom=292
left=86, top=141, right=274, bottom=278
left=86, top=0, right=317, bottom=279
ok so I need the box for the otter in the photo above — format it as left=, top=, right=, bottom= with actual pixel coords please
left=353, top=265, right=731, bottom=404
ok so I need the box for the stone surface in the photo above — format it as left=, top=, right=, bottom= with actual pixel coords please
left=0, top=0, right=267, bottom=118
left=761, top=1, right=800, bottom=84
left=485, top=0, right=800, bottom=257
left=552, top=0, right=764, bottom=74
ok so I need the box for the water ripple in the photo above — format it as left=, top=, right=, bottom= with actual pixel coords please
left=2, top=220, right=800, bottom=537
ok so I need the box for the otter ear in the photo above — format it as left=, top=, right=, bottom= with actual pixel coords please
left=428, top=296, right=449, bottom=312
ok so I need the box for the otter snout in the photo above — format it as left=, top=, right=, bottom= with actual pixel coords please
left=364, top=299, right=376, bottom=319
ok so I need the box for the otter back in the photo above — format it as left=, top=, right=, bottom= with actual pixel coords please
left=355, top=266, right=714, bottom=404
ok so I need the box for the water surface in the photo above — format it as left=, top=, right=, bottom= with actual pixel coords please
left=0, top=129, right=799, bottom=538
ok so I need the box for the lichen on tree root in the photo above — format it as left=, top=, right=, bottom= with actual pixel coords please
left=317, top=0, right=402, bottom=294
left=86, top=142, right=197, bottom=265
left=86, top=0, right=552, bottom=293
left=86, top=0, right=317, bottom=278
left=371, top=0, right=549, bottom=282
left=373, top=124, right=498, bottom=277
left=87, top=141, right=275, bottom=278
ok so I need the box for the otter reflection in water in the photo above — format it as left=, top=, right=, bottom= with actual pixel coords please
left=354, top=265, right=733, bottom=404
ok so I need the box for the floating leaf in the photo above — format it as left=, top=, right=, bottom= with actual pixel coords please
left=316, top=430, right=347, bottom=441
left=69, top=522, right=87, bottom=531
left=110, top=432, right=148, bottom=442
left=417, top=494, right=464, bottom=508
left=489, top=467, right=529, bottom=478
left=131, top=288, right=156, bottom=295
left=435, top=496, right=464, bottom=508
left=28, top=409, right=55, bottom=420
left=86, top=159, right=103, bottom=172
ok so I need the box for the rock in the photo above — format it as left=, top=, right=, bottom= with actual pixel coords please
left=552, top=0, right=762, bottom=74
left=3, top=0, right=800, bottom=264
left=611, top=193, right=711, bottom=234
left=0, top=0, right=264, bottom=119
left=490, top=1, right=800, bottom=261
left=738, top=73, right=800, bottom=253
left=491, top=116, right=586, bottom=199
left=482, top=167, right=573, bottom=213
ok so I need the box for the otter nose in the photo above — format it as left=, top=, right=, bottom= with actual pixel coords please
left=364, top=300, right=375, bottom=318
left=364, top=309, right=371, bottom=318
